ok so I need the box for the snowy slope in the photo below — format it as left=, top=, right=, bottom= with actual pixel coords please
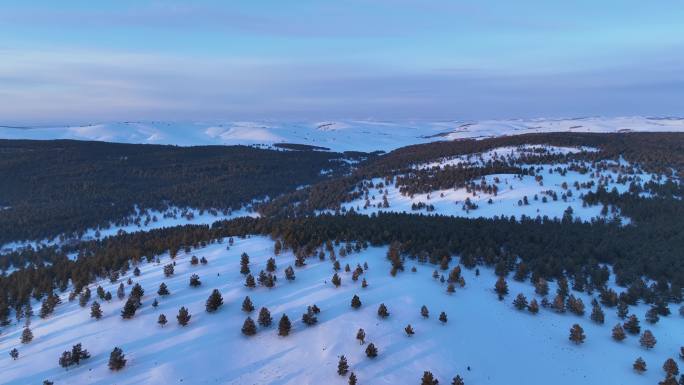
left=2, top=117, right=683, bottom=152
left=1, top=236, right=681, bottom=385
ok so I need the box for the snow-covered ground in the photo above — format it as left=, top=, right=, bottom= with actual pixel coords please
left=1, top=236, right=681, bottom=385
left=0, top=206, right=258, bottom=256
left=2, top=116, right=683, bottom=153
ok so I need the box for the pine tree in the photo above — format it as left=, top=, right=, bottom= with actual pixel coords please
left=205, top=289, right=224, bottom=313
left=21, top=327, right=33, bottom=343
left=377, top=303, right=390, bottom=319
left=646, top=306, right=660, bottom=324
left=285, top=266, right=295, bottom=281
left=447, top=283, right=456, bottom=294
left=130, top=283, right=144, bottom=299
left=553, top=294, right=566, bottom=313
left=452, top=375, right=465, bottom=385
left=258, top=307, right=272, bottom=327
left=242, top=317, right=257, bottom=336
left=337, top=355, right=349, bottom=376
left=332, top=273, right=342, bottom=287
left=311, top=304, right=320, bottom=313
left=302, top=307, right=318, bottom=326
left=117, top=283, right=126, bottom=300
left=513, top=293, right=528, bottom=310
left=59, top=351, right=72, bottom=369
left=176, top=306, right=191, bottom=326
left=495, top=276, right=508, bottom=300
left=405, top=324, right=415, bottom=336
left=421, top=371, right=438, bottom=385
left=348, top=372, right=357, bottom=385
left=351, top=295, right=362, bottom=309
left=365, top=343, right=378, bottom=358
left=189, top=274, right=201, bottom=287
left=245, top=274, right=256, bottom=288
left=157, top=283, right=170, bottom=296
left=612, top=324, right=626, bottom=341
left=633, top=357, right=647, bottom=373
left=79, top=288, right=91, bottom=307
left=90, top=301, right=103, bottom=320
left=639, top=330, right=657, bottom=349
left=624, top=314, right=641, bottom=335
left=190, top=255, right=199, bottom=265
left=356, top=328, right=366, bottom=345
left=163, top=264, right=174, bottom=277
left=439, top=312, right=448, bottom=324
left=158, top=314, right=167, bottom=327
left=240, top=253, right=250, bottom=275
left=266, top=257, right=277, bottom=272
left=242, top=296, right=255, bottom=312
left=361, top=278, right=368, bottom=288
left=108, top=347, right=126, bottom=371
left=617, top=301, right=629, bottom=319
left=278, top=314, right=291, bottom=336
left=535, top=278, right=549, bottom=296
left=133, top=267, right=141, bottom=276
left=528, top=299, right=539, bottom=314
left=9, top=348, right=18, bottom=360
left=664, top=358, right=679, bottom=377
left=105, top=292, right=112, bottom=301
left=590, top=302, right=605, bottom=324
left=121, top=297, right=138, bottom=319
left=421, top=305, right=429, bottom=318
left=569, top=324, right=586, bottom=344
left=152, top=298, right=159, bottom=308
left=70, top=343, right=90, bottom=365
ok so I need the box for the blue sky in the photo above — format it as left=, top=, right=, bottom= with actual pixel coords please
left=1, top=1, right=683, bottom=123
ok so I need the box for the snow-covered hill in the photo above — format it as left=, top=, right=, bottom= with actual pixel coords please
left=1, top=236, right=681, bottom=385
left=2, top=117, right=684, bottom=152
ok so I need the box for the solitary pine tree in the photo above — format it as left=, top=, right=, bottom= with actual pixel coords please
left=242, top=317, right=257, bottom=336
left=365, top=343, right=378, bottom=358
left=152, top=298, right=159, bottom=308
left=302, top=307, right=318, bottom=326
left=9, top=348, right=18, bottom=360
left=121, top=297, right=138, bottom=319
left=377, top=303, right=390, bottom=319
left=624, top=315, right=641, bottom=335
left=258, top=307, right=272, bottom=327
left=361, top=278, right=368, bottom=288
left=240, top=253, right=250, bottom=275
left=639, top=330, right=657, bottom=349
left=421, top=371, right=438, bottom=385
left=439, top=312, right=448, bottom=324
left=513, top=293, right=528, bottom=310
left=348, top=372, right=357, bottom=385
left=405, top=324, right=415, bottom=336
left=351, top=295, right=362, bottom=309
left=21, top=327, right=33, bottom=344
left=158, top=314, right=167, bottom=327
left=90, top=301, right=103, bottom=320
left=278, top=314, right=291, bottom=336
left=633, top=357, right=647, bottom=373
left=117, top=283, right=126, bottom=300
left=205, top=289, right=224, bottom=313
left=177, top=306, right=191, bottom=326
left=59, top=351, right=72, bottom=369
left=590, top=302, right=605, bottom=324
left=157, top=283, right=170, bottom=296
left=266, top=257, right=277, bottom=273
left=108, top=347, right=126, bottom=371
left=452, top=375, right=465, bottom=385
left=285, top=266, right=295, bottom=281
left=612, top=324, right=626, bottom=341
left=569, top=324, right=586, bottom=344
left=337, top=355, right=349, bottom=376
left=245, top=274, right=256, bottom=288
left=189, top=274, right=201, bottom=287
left=356, top=328, right=366, bottom=345
left=421, top=305, right=429, bottom=318
left=332, top=273, right=342, bottom=287
left=495, top=276, right=508, bottom=300
left=242, top=296, right=255, bottom=312
left=163, top=264, right=174, bottom=277
left=663, top=358, right=679, bottom=377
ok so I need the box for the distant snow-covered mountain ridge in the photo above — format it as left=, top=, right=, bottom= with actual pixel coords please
left=2, top=116, right=684, bottom=152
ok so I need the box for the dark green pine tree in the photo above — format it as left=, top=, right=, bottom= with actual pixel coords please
left=266, top=257, right=277, bottom=272
left=121, top=297, right=138, bottom=319
left=258, top=307, right=273, bottom=327
left=590, top=302, right=605, bottom=324
left=285, top=266, right=295, bottom=280
left=421, top=371, right=438, bottom=385
left=348, top=372, right=358, bottom=385
left=242, top=296, right=255, bottom=312
left=108, top=347, right=126, bottom=371
left=90, top=301, right=103, bottom=320
left=278, top=314, right=291, bottom=336
left=176, top=306, right=191, bottom=326
left=439, top=312, right=448, bottom=323
left=205, top=289, right=224, bottom=313
left=617, top=301, right=629, bottom=319
left=158, top=314, right=167, bottom=327
left=495, top=276, right=509, bottom=300
left=365, top=343, right=378, bottom=358
left=240, top=253, right=250, bottom=275
left=351, top=295, right=362, bottom=309
left=189, top=274, right=201, bottom=287
left=130, top=283, right=144, bottom=299
left=377, top=303, right=390, bottom=319
left=9, top=348, right=18, bottom=360
left=242, top=317, right=257, bottom=336
left=157, top=283, right=170, bottom=296
left=59, top=351, right=72, bottom=369
left=356, top=328, right=366, bottom=345
left=421, top=305, right=429, bottom=318
left=245, top=274, right=256, bottom=288
left=332, top=273, right=342, bottom=287
left=405, top=324, right=415, bottom=336
left=452, top=375, right=465, bottom=385
left=21, top=327, right=33, bottom=343
left=624, top=315, right=641, bottom=335
left=513, top=293, right=528, bottom=310
left=337, top=355, right=349, bottom=376
left=70, top=343, right=90, bottom=365
left=302, top=307, right=318, bottom=326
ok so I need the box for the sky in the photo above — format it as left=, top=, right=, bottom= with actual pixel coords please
left=0, top=0, right=683, bottom=124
